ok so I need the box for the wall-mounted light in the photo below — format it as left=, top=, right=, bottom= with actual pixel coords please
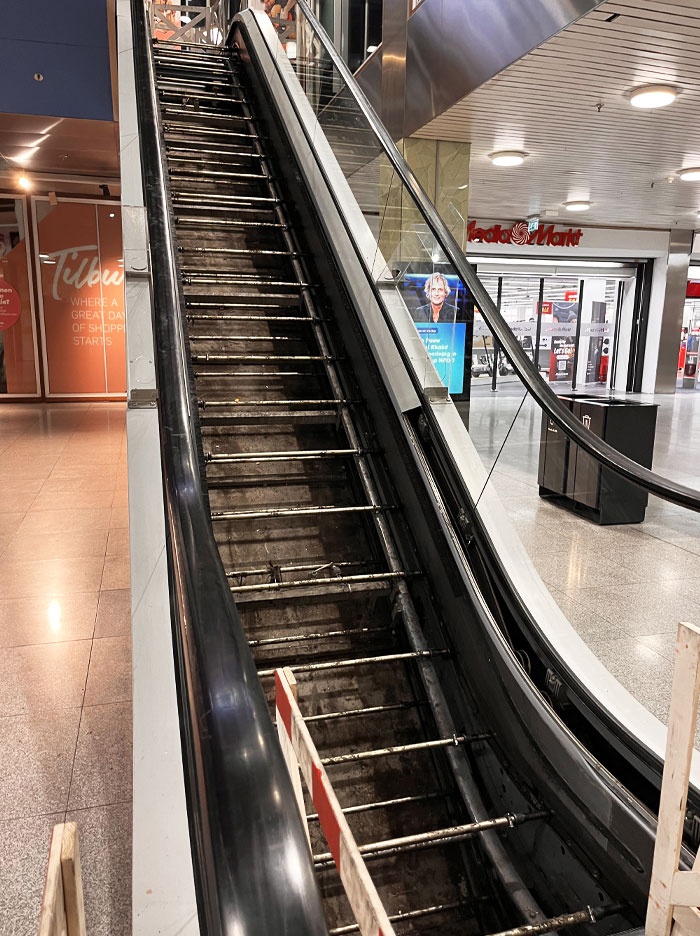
left=17, top=176, right=32, bottom=190
left=630, top=84, right=677, bottom=109
left=564, top=200, right=590, bottom=211
left=489, top=151, right=527, bottom=167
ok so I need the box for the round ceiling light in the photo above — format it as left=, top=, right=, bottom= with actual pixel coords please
left=680, top=167, right=700, bottom=181
left=489, top=151, right=526, bottom=167
left=17, top=175, right=32, bottom=191
left=630, top=84, right=677, bottom=109
left=564, top=200, right=590, bottom=212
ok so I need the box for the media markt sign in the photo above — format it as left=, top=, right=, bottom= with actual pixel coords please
left=467, top=220, right=584, bottom=248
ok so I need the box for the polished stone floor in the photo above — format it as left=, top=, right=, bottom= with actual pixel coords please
left=462, top=385, right=700, bottom=733
left=0, top=403, right=130, bottom=936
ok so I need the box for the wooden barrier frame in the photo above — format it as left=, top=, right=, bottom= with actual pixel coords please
left=38, top=822, right=86, bottom=936
left=275, top=666, right=395, bottom=936
left=647, top=622, right=700, bottom=936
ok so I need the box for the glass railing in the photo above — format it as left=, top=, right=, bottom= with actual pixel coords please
left=246, top=0, right=700, bottom=764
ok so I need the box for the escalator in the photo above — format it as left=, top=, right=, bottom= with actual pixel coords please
left=129, top=3, right=700, bottom=935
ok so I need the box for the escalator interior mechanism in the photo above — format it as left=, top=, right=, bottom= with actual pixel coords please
left=134, top=6, right=699, bottom=934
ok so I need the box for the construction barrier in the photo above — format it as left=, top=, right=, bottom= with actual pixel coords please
left=275, top=666, right=395, bottom=936
left=38, top=822, right=86, bottom=936
left=647, top=622, right=700, bottom=936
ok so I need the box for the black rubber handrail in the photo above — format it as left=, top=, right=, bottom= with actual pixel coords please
left=294, top=0, right=700, bottom=514
left=129, top=3, right=329, bottom=935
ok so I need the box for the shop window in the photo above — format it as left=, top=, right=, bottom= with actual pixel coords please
left=33, top=198, right=126, bottom=398
left=0, top=195, right=41, bottom=397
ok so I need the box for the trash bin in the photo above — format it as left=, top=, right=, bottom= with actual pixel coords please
left=538, top=395, right=658, bottom=524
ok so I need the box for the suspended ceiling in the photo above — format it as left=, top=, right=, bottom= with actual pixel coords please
left=415, top=0, right=700, bottom=231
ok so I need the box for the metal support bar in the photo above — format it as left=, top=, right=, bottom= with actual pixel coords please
left=212, top=504, right=389, bottom=521
left=205, top=449, right=357, bottom=463
left=258, top=649, right=448, bottom=679
left=304, top=701, right=421, bottom=724
left=307, top=790, right=441, bottom=820
left=314, top=811, right=548, bottom=868
left=321, top=733, right=490, bottom=767
left=329, top=900, right=469, bottom=934
left=486, top=904, right=623, bottom=936
left=249, top=626, right=386, bottom=648
left=230, top=571, right=407, bottom=593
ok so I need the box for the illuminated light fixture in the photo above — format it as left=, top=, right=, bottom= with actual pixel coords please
left=367, top=44, right=378, bottom=53
left=17, top=175, right=32, bottom=190
left=630, top=84, right=677, bottom=109
left=679, top=167, right=700, bottom=181
left=489, top=151, right=526, bottom=167
left=457, top=182, right=469, bottom=190
left=109, top=212, right=115, bottom=218
left=564, top=200, right=590, bottom=211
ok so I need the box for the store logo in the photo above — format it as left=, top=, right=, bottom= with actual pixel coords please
left=467, top=220, right=583, bottom=248
left=43, top=245, right=124, bottom=300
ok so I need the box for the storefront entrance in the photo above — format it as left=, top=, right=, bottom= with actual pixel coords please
left=472, top=263, right=639, bottom=396
left=0, top=192, right=125, bottom=401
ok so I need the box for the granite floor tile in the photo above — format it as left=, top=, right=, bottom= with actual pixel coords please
left=0, top=513, right=25, bottom=537
left=532, top=545, right=642, bottom=591
left=17, top=507, right=114, bottom=536
left=564, top=580, right=695, bottom=637
left=2, top=528, right=109, bottom=563
left=0, top=709, right=81, bottom=820
left=0, top=555, right=105, bottom=600
left=65, top=802, right=132, bottom=936
left=94, top=590, right=131, bottom=639
left=0, top=491, right=37, bottom=514
left=29, top=489, right=116, bottom=513
left=68, top=702, right=132, bottom=810
left=106, top=527, right=129, bottom=557
left=42, top=474, right=119, bottom=494
left=85, top=637, right=132, bottom=706
left=109, top=506, right=129, bottom=530
left=0, top=640, right=92, bottom=715
left=0, top=593, right=98, bottom=648
left=101, top=554, right=131, bottom=590
left=0, top=812, right=64, bottom=935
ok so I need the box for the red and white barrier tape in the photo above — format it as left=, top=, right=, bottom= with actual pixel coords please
left=275, top=668, right=394, bottom=936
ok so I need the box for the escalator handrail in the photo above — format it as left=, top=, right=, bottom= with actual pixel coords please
left=293, top=0, right=700, bottom=514
left=129, top=3, right=329, bottom=934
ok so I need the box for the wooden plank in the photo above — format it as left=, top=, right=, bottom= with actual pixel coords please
left=646, top=623, right=700, bottom=936
left=38, top=825, right=68, bottom=936
left=275, top=668, right=310, bottom=847
left=60, top=823, right=86, bottom=936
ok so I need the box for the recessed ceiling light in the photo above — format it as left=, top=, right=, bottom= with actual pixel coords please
left=17, top=175, right=32, bottom=190
left=680, top=167, right=700, bottom=181
left=564, top=200, right=590, bottom=211
left=489, top=151, right=526, bottom=167
left=630, top=85, right=677, bottom=109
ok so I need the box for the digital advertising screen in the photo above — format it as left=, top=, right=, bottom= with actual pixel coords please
left=399, top=272, right=467, bottom=395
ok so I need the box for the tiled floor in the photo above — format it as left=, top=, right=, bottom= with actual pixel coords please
left=462, top=387, right=700, bottom=735
left=0, top=403, right=131, bottom=936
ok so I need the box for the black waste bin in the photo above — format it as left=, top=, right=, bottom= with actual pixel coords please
left=538, top=395, right=658, bottom=524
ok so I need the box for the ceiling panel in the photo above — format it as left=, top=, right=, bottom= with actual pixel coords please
left=416, top=0, right=700, bottom=230
left=0, top=113, right=119, bottom=180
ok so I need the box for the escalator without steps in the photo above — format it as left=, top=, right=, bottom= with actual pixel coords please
left=150, top=36, right=637, bottom=936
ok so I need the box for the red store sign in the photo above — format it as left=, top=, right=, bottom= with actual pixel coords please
left=468, top=220, right=583, bottom=248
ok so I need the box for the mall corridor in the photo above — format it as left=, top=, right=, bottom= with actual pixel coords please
left=0, top=403, right=131, bottom=935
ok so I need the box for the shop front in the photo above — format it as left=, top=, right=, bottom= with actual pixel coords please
left=0, top=193, right=125, bottom=401
left=404, top=218, right=671, bottom=401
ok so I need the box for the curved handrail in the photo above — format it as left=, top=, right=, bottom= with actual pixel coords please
left=294, top=0, right=700, bottom=514
left=129, top=3, right=329, bottom=934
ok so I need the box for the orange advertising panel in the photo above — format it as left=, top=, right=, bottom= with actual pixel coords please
left=0, top=197, right=40, bottom=395
left=36, top=201, right=125, bottom=396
